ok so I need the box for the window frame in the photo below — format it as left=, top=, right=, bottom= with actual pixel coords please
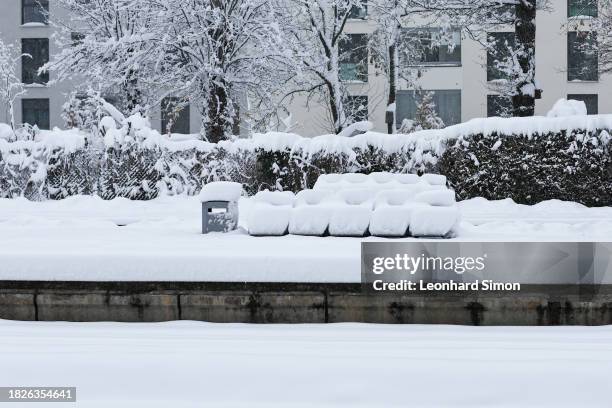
left=161, top=97, right=191, bottom=135
left=347, top=1, right=368, bottom=20
left=339, top=33, right=369, bottom=82
left=21, top=38, right=50, bottom=85
left=567, top=31, right=599, bottom=82
left=21, top=0, right=49, bottom=25
left=21, top=98, right=50, bottom=130
left=487, top=32, right=515, bottom=82
left=567, top=93, right=598, bottom=114
left=396, top=89, right=462, bottom=127
left=568, top=0, right=598, bottom=18
left=403, top=27, right=462, bottom=67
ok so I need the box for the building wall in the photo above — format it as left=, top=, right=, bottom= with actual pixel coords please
left=0, top=0, right=609, bottom=137
left=288, top=1, right=612, bottom=136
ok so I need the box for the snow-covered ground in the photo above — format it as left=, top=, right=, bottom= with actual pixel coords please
left=0, top=320, right=611, bottom=408
left=1, top=195, right=612, bottom=282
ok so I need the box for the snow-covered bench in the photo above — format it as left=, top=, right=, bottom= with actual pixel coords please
left=244, top=172, right=460, bottom=238
left=247, top=191, right=296, bottom=236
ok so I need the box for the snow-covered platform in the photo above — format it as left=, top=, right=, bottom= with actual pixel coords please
left=0, top=195, right=611, bottom=282
left=1, top=195, right=612, bottom=324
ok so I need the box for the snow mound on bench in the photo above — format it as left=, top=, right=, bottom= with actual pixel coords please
left=547, top=99, right=587, bottom=118
left=198, top=181, right=243, bottom=202
left=410, top=206, right=460, bottom=237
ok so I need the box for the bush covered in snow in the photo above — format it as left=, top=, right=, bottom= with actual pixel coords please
left=439, top=126, right=612, bottom=206
left=1, top=114, right=612, bottom=205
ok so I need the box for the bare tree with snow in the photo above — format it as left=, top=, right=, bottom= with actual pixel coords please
left=45, top=0, right=156, bottom=116
left=0, top=39, right=26, bottom=133
left=278, top=0, right=369, bottom=134
left=145, top=0, right=292, bottom=142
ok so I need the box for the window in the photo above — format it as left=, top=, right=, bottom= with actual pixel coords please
left=22, top=38, right=49, bottom=84
left=568, top=32, right=598, bottom=81
left=347, top=1, right=367, bottom=19
left=71, top=32, right=85, bottom=46
left=339, top=34, right=368, bottom=82
left=22, top=0, right=49, bottom=24
left=345, top=95, right=368, bottom=122
left=568, top=94, right=598, bottom=114
left=487, top=32, right=515, bottom=81
left=396, top=90, right=461, bottom=126
left=487, top=95, right=513, bottom=117
left=408, top=28, right=461, bottom=66
left=568, top=0, right=597, bottom=18
left=22, top=98, right=50, bottom=129
left=161, top=97, right=190, bottom=134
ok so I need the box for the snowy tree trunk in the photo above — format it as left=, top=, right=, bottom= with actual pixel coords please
left=8, top=99, right=15, bottom=131
left=387, top=43, right=397, bottom=133
left=207, top=80, right=231, bottom=143
left=513, top=0, right=537, bottom=117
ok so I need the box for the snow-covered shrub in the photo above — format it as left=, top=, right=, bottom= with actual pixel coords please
left=438, top=128, right=612, bottom=206
left=2, top=115, right=612, bottom=206
left=99, top=142, right=161, bottom=200
left=0, top=128, right=89, bottom=200
left=45, top=147, right=99, bottom=199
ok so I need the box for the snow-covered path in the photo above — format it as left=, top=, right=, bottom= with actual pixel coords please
left=1, top=195, right=612, bottom=282
left=0, top=320, right=610, bottom=407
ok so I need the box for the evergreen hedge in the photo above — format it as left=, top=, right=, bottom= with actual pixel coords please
left=1, top=122, right=611, bottom=206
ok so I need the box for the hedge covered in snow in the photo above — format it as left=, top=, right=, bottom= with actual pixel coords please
left=1, top=114, right=612, bottom=205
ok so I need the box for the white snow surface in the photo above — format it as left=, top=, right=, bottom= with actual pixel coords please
left=198, top=181, right=243, bottom=203
left=2, top=320, right=611, bottom=408
left=1, top=195, right=612, bottom=282
left=547, top=98, right=588, bottom=117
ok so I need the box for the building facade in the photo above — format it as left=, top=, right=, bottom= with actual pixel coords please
left=288, top=0, right=609, bottom=136
left=0, top=0, right=608, bottom=137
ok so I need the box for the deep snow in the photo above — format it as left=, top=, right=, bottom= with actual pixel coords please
left=0, top=195, right=612, bottom=282
left=0, top=320, right=611, bottom=408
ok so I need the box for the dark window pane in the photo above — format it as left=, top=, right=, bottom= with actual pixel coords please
left=22, top=98, right=50, bottom=129
left=568, top=31, right=598, bottom=81
left=402, top=28, right=461, bottom=66
left=487, top=32, right=515, bottom=81
left=487, top=95, right=513, bottom=117
left=22, top=38, right=49, bottom=84
left=345, top=95, right=368, bottom=123
left=339, top=34, right=368, bottom=82
left=347, top=1, right=367, bottom=19
left=567, top=94, right=598, bottom=114
left=568, top=0, right=598, bottom=17
left=71, top=32, right=85, bottom=46
left=161, top=97, right=190, bottom=134
left=396, top=90, right=461, bottom=126
left=22, top=0, right=49, bottom=24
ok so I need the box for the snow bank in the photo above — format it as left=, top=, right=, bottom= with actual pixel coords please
left=547, top=98, right=588, bottom=117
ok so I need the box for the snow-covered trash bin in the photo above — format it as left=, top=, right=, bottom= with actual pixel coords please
left=198, top=181, right=243, bottom=234
left=289, top=189, right=332, bottom=236
left=247, top=191, right=295, bottom=236
left=328, top=189, right=373, bottom=237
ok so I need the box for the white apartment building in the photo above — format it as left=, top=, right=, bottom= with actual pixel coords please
left=0, top=0, right=607, bottom=137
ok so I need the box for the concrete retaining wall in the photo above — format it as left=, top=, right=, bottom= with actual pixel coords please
left=1, top=282, right=612, bottom=325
